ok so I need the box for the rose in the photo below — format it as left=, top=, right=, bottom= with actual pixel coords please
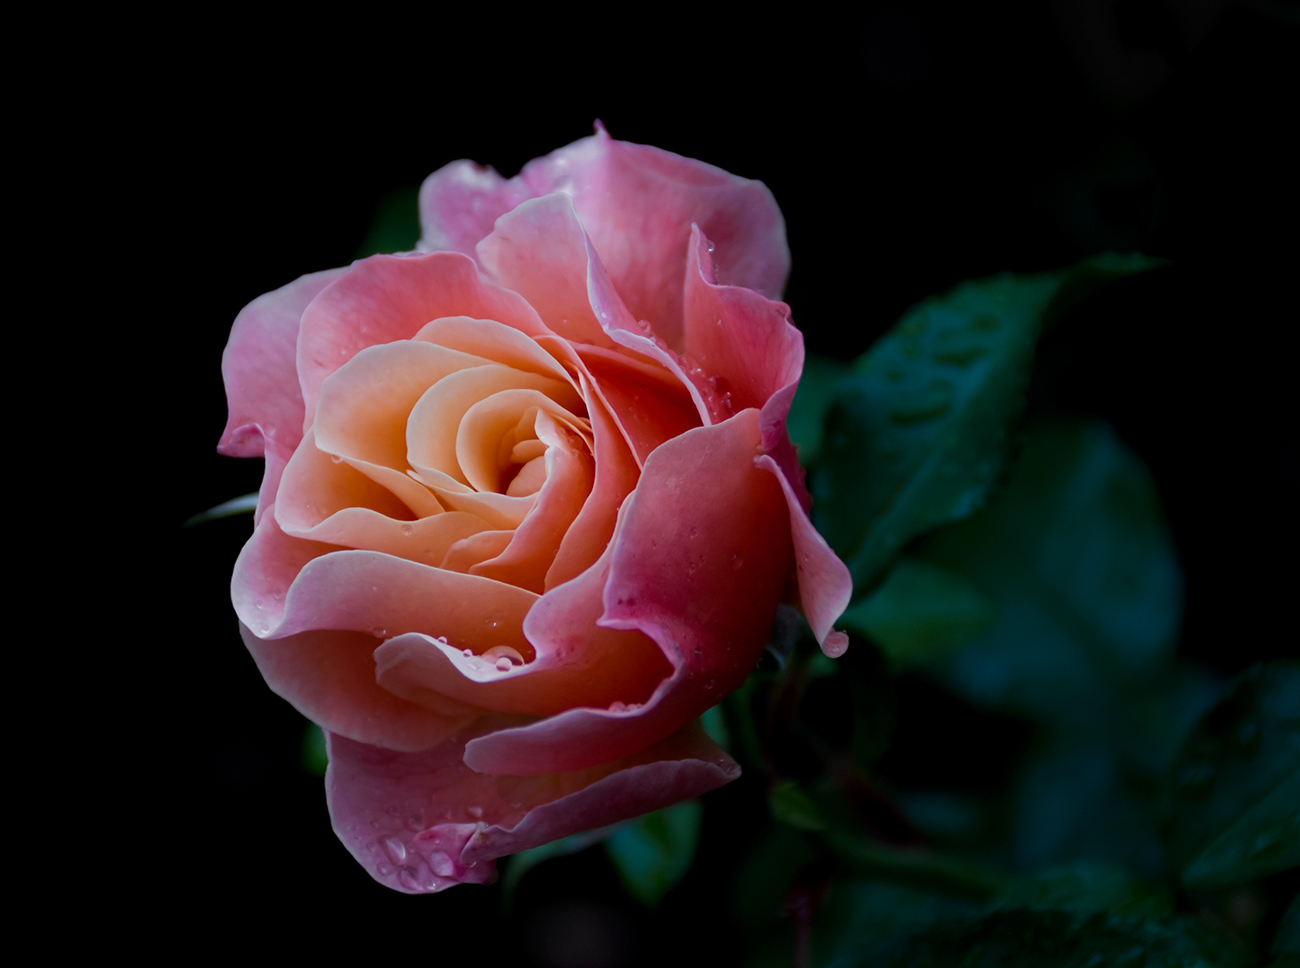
left=219, top=125, right=852, bottom=894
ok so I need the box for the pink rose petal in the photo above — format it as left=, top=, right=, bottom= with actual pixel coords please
left=327, top=718, right=738, bottom=893
left=682, top=225, right=803, bottom=415
left=219, top=267, right=346, bottom=520
left=465, top=409, right=793, bottom=775
left=241, top=624, right=477, bottom=753
left=755, top=454, right=852, bottom=651
left=423, top=123, right=790, bottom=350
left=297, top=252, right=550, bottom=428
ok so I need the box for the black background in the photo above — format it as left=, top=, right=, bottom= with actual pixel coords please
left=99, top=2, right=1296, bottom=961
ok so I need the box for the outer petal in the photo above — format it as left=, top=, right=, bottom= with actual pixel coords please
left=240, top=624, right=477, bottom=752
left=683, top=225, right=803, bottom=415
left=326, top=719, right=738, bottom=894
left=232, top=512, right=537, bottom=656
left=417, top=161, right=531, bottom=257
left=297, top=252, right=550, bottom=428
left=478, top=192, right=710, bottom=439
left=423, top=123, right=790, bottom=350
left=465, top=409, right=793, bottom=775
left=755, top=455, right=852, bottom=652
left=544, top=370, right=640, bottom=590
left=219, top=268, right=346, bottom=520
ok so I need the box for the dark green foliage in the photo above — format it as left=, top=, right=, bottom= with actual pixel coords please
left=811, top=879, right=981, bottom=967
left=1167, top=662, right=1300, bottom=888
left=991, top=862, right=1173, bottom=918
left=1275, top=895, right=1300, bottom=956
left=807, top=255, right=1161, bottom=593
left=889, top=909, right=1250, bottom=968
left=355, top=186, right=420, bottom=257
left=604, top=799, right=703, bottom=906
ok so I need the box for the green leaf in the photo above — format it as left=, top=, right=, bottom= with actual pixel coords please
left=787, top=352, right=850, bottom=466
left=821, top=828, right=1007, bottom=902
left=1168, top=661, right=1300, bottom=889
left=771, top=780, right=828, bottom=832
left=1276, top=895, right=1300, bottom=956
left=1010, top=742, right=1168, bottom=877
left=810, top=255, right=1160, bottom=593
left=840, top=559, right=997, bottom=667
left=300, top=721, right=328, bottom=776
left=890, top=909, right=1250, bottom=968
left=355, top=187, right=420, bottom=258
left=914, top=419, right=1186, bottom=750
left=732, top=824, right=819, bottom=931
left=604, top=800, right=702, bottom=907
left=992, top=862, right=1172, bottom=918
left=700, top=704, right=730, bottom=749
left=811, top=879, right=981, bottom=968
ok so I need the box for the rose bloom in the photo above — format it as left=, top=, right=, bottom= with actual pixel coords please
left=220, top=125, right=851, bottom=894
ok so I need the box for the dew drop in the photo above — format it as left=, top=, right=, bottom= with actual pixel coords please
left=704, top=678, right=715, bottom=690
left=482, top=646, right=524, bottom=667
left=405, top=815, right=423, bottom=832
left=609, top=701, right=627, bottom=713
left=330, top=454, right=343, bottom=464
left=731, top=553, right=744, bottom=571
left=377, top=863, right=394, bottom=876
left=706, top=240, right=715, bottom=252
left=400, top=523, right=415, bottom=536
left=689, top=527, right=699, bottom=539
left=429, top=850, right=456, bottom=877
left=398, top=867, right=422, bottom=891
left=468, top=805, right=483, bottom=819
left=822, top=630, right=850, bottom=658
left=383, top=836, right=407, bottom=864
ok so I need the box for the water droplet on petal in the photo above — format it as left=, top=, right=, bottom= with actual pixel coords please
left=330, top=454, right=343, bottom=464
left=383, top=836, right=407, bottom=864
left=398, top=867, right=421, bottom=891
left=429, top=850, right=456, bottom=878
left=468, top=805, right=483, bottom=819
left=400, top=524, right=415, bottom=536
left=823, top=630, right=850, bottom=658
left=495, top=657, right=512, bottom=672
left=377, top=863, right=394, bottom=876
left=731, top=554, right=744, bottom=571
left=405, top=815, right=423, bottom=832
left=704, top=678, right=715, bottom=690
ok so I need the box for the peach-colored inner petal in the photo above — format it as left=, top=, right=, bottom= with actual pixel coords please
left=278, top=429, right=415, bottom=532
left=406, top=365, right=582, bottom=487
left=470, top=410, right=595, bottom=593
left=413, top=316, right=574, bottom=384
left=455, top=390, right=589, bottom=494
left=441, top=530, right=516, bottom=573
left=314, top=341, right=494, bottom=470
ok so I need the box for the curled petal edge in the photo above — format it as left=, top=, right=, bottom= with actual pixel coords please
left=326, top=720, right=737, bottom=894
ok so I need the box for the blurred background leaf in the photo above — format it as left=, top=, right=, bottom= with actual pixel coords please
left=502, top=822, right=629, bottom=911
left=355, top=186, right=420, bottom=258
left=1276, top=895, right=1299, bottom=957
left=891, top=909, right=1250, bottom=968
left=300, top=721, right=327, bottom=776
left=604, top=800, right=703, bottom=907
